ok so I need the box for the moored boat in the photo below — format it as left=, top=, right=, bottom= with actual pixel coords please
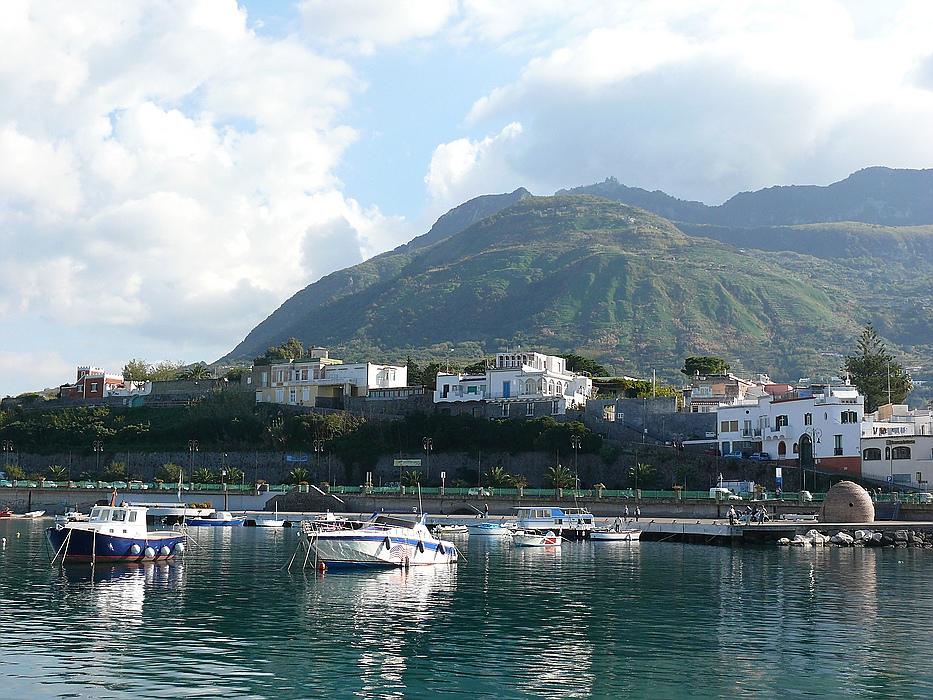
left=512, top=530, right=562, bottom=547
left=298, top=512, right=458, bottom=569
left=256, top=503, right=286, bottom=528
left=46, top=503, right=186, bottom=563
left=466, top=520, right=513, bottom=536
left=433, top=523, right=468, bottom=535
left=22, top=510, right=46, bottom=518
left=590, top=528, right=641, bottom=542
left=185, top=510, right=246, bottom=526
left=513, top=506, right=595, bottom=540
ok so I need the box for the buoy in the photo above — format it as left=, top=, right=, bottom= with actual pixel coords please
left=159, top=545, right=171, bottom=557
left=16, top=532, right=20, bottom=538
left=173, top=542, right=185, bottom=555
left=130, top=544, right=141, bottom=555
left=417, top=540, right=425, bottom=553
left=143, top=546, right=155, bottom=559
left=383, top=537, right=391, bottom=549
left=1, top=538, right=6, bottom=547
left=438, top=543, right=446, bottom=555
left=318, top=561, right=327, bottom=573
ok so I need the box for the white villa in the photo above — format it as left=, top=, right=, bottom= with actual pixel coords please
left=861, top=404, right=933, bottom=491
left=434, top=351, right=593, bottom=417
left=717, top=383, right=863, bottom=476
left=253, top=348, right=407, bottom=407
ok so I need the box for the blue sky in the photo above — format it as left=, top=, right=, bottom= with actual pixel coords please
left=2, top=0, right=933, bottom=398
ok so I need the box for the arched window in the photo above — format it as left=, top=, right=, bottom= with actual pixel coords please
left=778, top=441, right=786, bottom=457
left=862, top=448, right=882, bottom=461
left=792, top=442, right=798, bottom=454
left=892, top=446, right=911, bottom=460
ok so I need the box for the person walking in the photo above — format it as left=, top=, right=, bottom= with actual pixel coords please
left=728, top=505, right=736, bottom=526
left=623, top=505, right=629, bottom=522
left=634, top=505, right=641, bottom=522
left=483, top=503, right=489, bottom=518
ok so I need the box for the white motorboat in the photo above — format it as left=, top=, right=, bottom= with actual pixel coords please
left=466, top=520, right=513, bottom=536
left=513, top=506, right=595, bottom=540
left=512, top=530, right=562, bottom=547
left=590, top=528, right=641, bottom=542
left=22, top=510, right=46, bottom=518
left=433, top=523, right=468, bottom=535
left=298, top=512, right=458, bottom=569
left=55, top=510, right=89, bottom=524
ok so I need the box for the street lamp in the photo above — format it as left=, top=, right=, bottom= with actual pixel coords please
left=1, top=440, right=12, bottom=470
left=423, top=437, right=433, bottom=480
left=803, top=428, right=821, bottom=493
left=571, top=435, right=582, bottom=492
left=188, top=439, right=199, bottom=487
left=93, top=440, right=104, bottom=475
left=313, top=438, right=324, bottom=483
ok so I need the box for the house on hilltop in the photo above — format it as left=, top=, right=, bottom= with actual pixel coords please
left=434, top=351, right=593, bottom=418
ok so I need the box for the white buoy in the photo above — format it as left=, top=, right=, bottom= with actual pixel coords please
left=159, top=545, right=171, bottom=557
left=143, top=547, right=155, bottom=559
left=173, top=542, right=185, bottom=555
left=130, top=544, right=141, bottom=555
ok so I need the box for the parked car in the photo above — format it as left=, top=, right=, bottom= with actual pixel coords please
left=723, top=451, right=747, bottom=459
left=710, top=487, right=742, bottom=500
left=748, top=452, right=772, bottom=461
left=919, top=492, right=933, bottom=503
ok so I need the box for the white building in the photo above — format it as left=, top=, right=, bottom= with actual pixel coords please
left=717, top=384, right=863, bottom=476
left=434, top=351, right=593, bottom=417
left=860, top=404, right=933, bottom=491
left=254, top=349, right=407, bottom=407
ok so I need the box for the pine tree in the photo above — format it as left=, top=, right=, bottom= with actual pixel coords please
left=842, top=322, right=911, bottom=412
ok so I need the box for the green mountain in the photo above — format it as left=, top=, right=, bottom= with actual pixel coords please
left=223, top=194, right=933, bottom=387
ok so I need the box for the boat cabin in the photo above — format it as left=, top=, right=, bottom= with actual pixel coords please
left=86, top=505, right=155, bottom=535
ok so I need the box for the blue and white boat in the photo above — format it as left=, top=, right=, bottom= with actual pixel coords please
left=466, top=520, right=513, bottom=536
left=46, top=503, right=186, bottom=563
left=300, top=513, right=458, bottom=569
left=513, top=506, right=595, bottom=540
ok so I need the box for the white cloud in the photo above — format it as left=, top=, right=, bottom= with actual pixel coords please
left=298, top=0, right=458, bottom=53
left=425, top=122, right=524, bottom=203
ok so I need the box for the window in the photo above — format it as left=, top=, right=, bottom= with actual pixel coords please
left=730, top=420, right=738, bottom=432
left=863, top=448, right=882, bottom=461
left=840, top=411, right=858, bottom=424
left=892, top=446, right=912, bottom=460
left=552, top=401, right=559, bottom=415
left=778, top=441, right=786, bottom=457
left=720, top=420, right=729, bottom=433
left=743, top=420, right=752, bottom=436
left=834, top=434, right=843, bottom=456
left=804, top=413, right=812, bottom=426
left=501, top=403, right=510, bottom=417
left=776, top=415, right=788, bottom=429
left=526, top=403, right=534, bottom=416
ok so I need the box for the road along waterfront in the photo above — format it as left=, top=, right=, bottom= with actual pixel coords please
left=3, top=515, right=933, bottom=699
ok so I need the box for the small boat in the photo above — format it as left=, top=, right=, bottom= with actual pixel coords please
left=466, top=520, right=513, bottom=536
left=590, top=528, right=641, bottom=542
left=22, top=510, right=46, bottom=518
left=512, top=530, right=562, bottom=547
left=55, top=510, right=89, bottom=524
left=433, top=523, right=468, bottom=535
left=256, top=503, right=286, bottom=528
left=0, top=508, right=12, bottom=518
left=46, top=503, right=186, bottom=563
left=185, top=510, right=246, bottom=526
left=299, top=512, right=458, bottom=569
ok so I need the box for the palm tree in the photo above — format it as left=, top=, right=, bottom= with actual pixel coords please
left=486, top=465, right=512, bottom=487
left=629, top=462, right=656, bottom=490
left=46, top=465, right=68, bottom=481
left=402, top=470, right=424, bottom=487
left=288, top=467, right=310, bottom=485
left=545, top=464, right=575, bottom=490
left=192, top=468, right=218, bottom=484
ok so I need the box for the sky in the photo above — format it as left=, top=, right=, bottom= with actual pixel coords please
left=3, top=0, right=933, bottom=398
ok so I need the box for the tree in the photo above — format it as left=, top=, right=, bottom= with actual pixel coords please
left=558, top=354, right=607, bottom=377
left=629, top=462, right=657, bottom=489
left=46, top=465, right=68, bottom=481
left=406, top=356, right=424, bottom=386
left=157, top=463, right=183, bottom=483
left=544, top=464, right=575, bottom=490
left=485, top=465, right=512, bottom=487
left=192, top=468, right=218, bottom=484
left=681, top=356, right=730, bottom=377
left=123, top=358, right=151, bottom=381
left=150, top=361, right=184, bottom=381
left=402, top=470, right=423, bottom=486
left=843, top=322, right=912, bottom=413
left=179, top=363, right=213, bottom=380
left=287, top=466, right=309, bottom=485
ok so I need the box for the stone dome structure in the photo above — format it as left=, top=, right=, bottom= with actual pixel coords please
left=821, top=480, right=875, bottom=523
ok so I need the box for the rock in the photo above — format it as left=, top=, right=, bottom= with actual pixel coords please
left=831, top=532, right=854, bottom=546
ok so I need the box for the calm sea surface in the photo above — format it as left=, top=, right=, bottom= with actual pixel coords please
left=2, top=517, right=932, bottom=699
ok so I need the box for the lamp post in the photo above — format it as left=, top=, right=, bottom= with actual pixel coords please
left=423, top=437, right=433, bottom=481
left=804, top=428, right=821, bottom=493
left=187, top=439, right=199, bottom=487
left=313, top=439, right=324, bottom=483
left=2, top=440, right=12, bottom=471
left=92, top=440, right=104, bottom=475
left=571, top=435, right=581, bottom=493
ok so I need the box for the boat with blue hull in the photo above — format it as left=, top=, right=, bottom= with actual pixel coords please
left=46, top=503, right=186, bottom=564
left=513, top=506, right=595, bottom=541
left=185, top=510, right=246, bottom=526
left=298, top=513, right=458, bottom=569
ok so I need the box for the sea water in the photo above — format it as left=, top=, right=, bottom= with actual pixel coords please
left=2, top=518, right=932, bottom=699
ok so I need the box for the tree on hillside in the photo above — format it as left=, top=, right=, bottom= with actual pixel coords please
left=123, top=359, right=151, bottom=381
left=544, top=464, right=575, bottom=490
left=843, top=322, right=912, bottom=413
left=406, top=356, right=424, bottom=386
left=179, top=363, right=213, bottom=380
left=681, top=356, right=730, bottom=377
left=150, top=361, right=184, bottom=381
left=558, top=354, right=607, bottom=377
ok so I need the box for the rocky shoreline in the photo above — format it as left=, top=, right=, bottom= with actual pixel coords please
left=779, top=528, right=933, bottom=548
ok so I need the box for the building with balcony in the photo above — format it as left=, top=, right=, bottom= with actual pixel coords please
left=434, top=351, right=593, bottom=418
left=717, top=383, right=864, bottom=476
left=253, top=348, right=408, bottom=408
left=860, top=404, right=933, bottom=491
